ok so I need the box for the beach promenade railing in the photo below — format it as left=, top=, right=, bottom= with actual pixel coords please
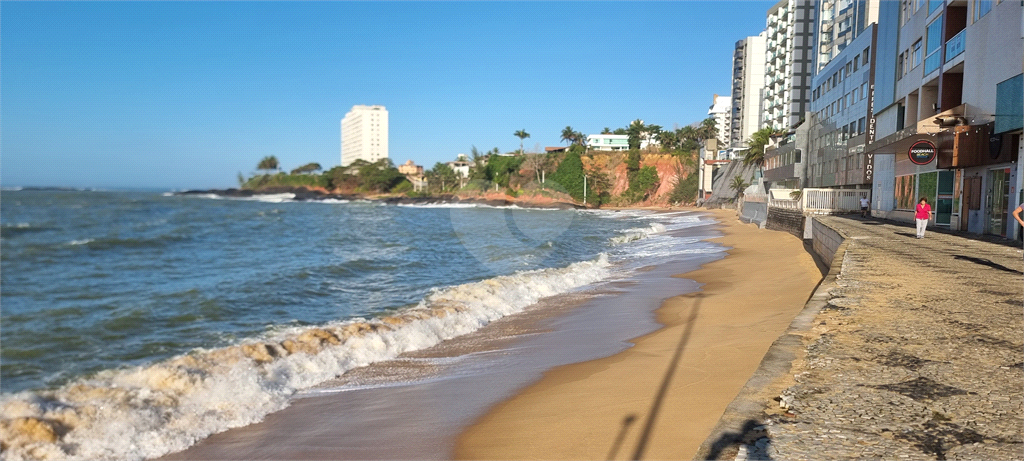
left=768, top=189, right=801, bottom=210
left=802, top=188, right=870, bottom=214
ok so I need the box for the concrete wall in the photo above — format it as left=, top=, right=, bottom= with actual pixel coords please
left=766, top=207, right=806, bottom=238
left=703, top=160, right=760, bottom=208
left=740, top=200, right=768, bottom=228
left=811, top=217, right=846, bottom=266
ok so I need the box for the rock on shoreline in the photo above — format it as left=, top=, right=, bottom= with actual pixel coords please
left=174, top=187, right=584, bottom=210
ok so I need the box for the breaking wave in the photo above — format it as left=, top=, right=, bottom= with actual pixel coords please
left=609, top=222, right=668, bottom=245
left=0, top=254, right=613, bottom=461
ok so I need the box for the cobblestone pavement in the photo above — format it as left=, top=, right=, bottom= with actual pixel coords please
left=748, top=217, right=1023, bottom=461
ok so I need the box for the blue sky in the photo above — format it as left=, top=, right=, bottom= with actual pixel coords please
left=2, top=1, right=775, bottom=190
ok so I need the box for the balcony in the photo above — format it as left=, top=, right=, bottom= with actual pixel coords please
left=945, top=29, right=966, bottom=61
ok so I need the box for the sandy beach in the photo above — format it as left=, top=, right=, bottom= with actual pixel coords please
left=454, top=208, right=825, bottom=460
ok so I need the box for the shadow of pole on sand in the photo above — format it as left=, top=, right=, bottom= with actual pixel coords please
left=606, top=414, right=637, bottom=461
left=630, top=294, right=702, bottom=460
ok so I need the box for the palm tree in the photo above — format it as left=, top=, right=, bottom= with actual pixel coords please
left=601, top=127, right=612, bottom=134
left=514, top=129, right=530, bottom=154
left=644, top=124, right=663, bottom=151
left=560, top=126, right=576, bottom=146
left=656, top=130, right=679, bottom=152
left=698, top=117, right=719, bottom=141
left=742, top=127, right=778, bottom=167
left=627, top=119, right=646, bottom=150
left=572, top=130, right=586, bottom=147
left=730, top=175, right=750, bottom=200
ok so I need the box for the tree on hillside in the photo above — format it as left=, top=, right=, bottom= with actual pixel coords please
left=426, top=162, right=458, bottom=193
left=487, top=154, right=525, bottom=188
left=290, top=162, right=322, bottom=175
left=627, top=119, right=646, bottom=150
left=643, top=124, right=663, bottom=151
left=657, top=130, right=679, bottom=152
left=514, top=129, right=530, bottom=154
left=469, top=146, right=489, bottom=180
left=523, top=153, right=546, bottom=184
left=323, top=165, right=359, bottom=192
left=257, top=156, right=279, bottom=172
left=601, top=127, right=612, bottom=134
left=668, top=164, right=699, bottom=205
left=625, top=149, right=641, bottom=174
left=358, top=158, right=404, bottom=193
left=624, top=166, right=660, bottom=203
left=560, top=126, right=575, bottom=146
left=697, top=117, right=719, bottom=141
left=550, top=147, right=586, bottom=201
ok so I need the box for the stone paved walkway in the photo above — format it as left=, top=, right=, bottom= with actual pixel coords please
left=750, top=217, right=1023, bottom=461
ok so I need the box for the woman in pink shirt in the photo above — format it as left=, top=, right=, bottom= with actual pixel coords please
left=915, top=197, right=932, bottom=239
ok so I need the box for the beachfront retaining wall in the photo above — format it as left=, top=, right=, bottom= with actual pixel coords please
left=810, top=217, right=845, bottom=266
left=740, top=200, right=768, bottom=228
left=766, top=208, right=805, bottom=239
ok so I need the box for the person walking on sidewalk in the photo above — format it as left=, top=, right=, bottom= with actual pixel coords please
left=860, top=195, right=870, bottom=218
left=1013, top=203, right=1024, bottom=228
left=915, top=197, right=932, bottom=239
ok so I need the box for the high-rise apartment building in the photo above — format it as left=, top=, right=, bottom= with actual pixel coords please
left=815, top=0, right=880, bottom=72
left=730, top=33, right=767, bottom=148
left=341, top=105, right=389, bottom=166
left=762, top=0, right=817, bottom=131
left=708, top=94, right=733, bottom=148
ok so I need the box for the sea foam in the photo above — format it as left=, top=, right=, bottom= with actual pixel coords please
left=0, top=254, right=613, bottom=461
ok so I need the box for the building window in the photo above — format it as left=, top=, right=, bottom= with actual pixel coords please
left=929, top=0, right=943, bottom=14
left=862, top=47, right=870, bottom=65
left=925, top=16, right=944, bottom=74
left=895, top=174, right=917, bottom=209
left=857, top=117, right=865, bottom=134
left=974, top=0, right=993, bottom=21
left=853, top=56, right=860, bottom=71
left=912, top=39, right=922, bottom=67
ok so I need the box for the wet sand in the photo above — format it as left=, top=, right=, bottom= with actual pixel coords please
left=454, top=208, right=824, bottom=460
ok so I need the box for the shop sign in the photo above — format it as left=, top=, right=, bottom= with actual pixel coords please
left=909, top=140, right=937, bottom=165
left=863, top=153, right=874, bottom=183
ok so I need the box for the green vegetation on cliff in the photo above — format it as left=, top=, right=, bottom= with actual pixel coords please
left=238, top=117, right=719, bottom=206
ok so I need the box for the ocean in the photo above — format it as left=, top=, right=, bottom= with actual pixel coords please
left=0, top=190, right=726, bottom=460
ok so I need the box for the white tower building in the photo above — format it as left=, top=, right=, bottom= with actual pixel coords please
left=731, top=33, right=767, bottom=148
left=341, top=105, right=389, bottom=166
left=762, top=0, right=817, bottom=131
left=708, top=94, right=733, bottom=148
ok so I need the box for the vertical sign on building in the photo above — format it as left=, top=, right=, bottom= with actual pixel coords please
left=863, top=26, right=878, bottom=184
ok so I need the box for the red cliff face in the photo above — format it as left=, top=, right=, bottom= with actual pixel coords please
left=583, top=152, right=690, bottom=205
